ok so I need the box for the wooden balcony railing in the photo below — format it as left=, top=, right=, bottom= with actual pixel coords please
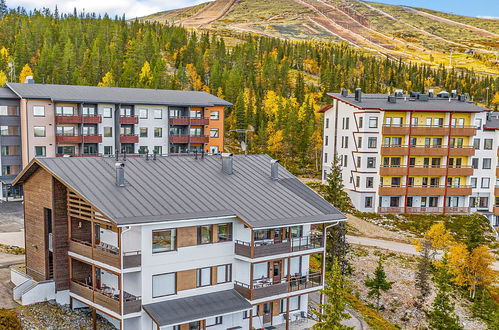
left=120, top=115, right=139, bottom=124
left=379, top=185, right=472, bottom=196
left=381, top=145, right=475, bottom=157
left=69, top=238, right=120, bottom=268
left=381, top=124, right=476, bottom=136
left=235, top=235, right=323, bottom=258
left=169, top=116, right=209, bottom=125
left=120, top=134, right=139, bottom=143
left=169, top=134, right=209, bottom=144
left=379, top=165, right=473, bottom=176
left=55, top=114, right=102, bottom=124
left=378, top=207, right=470, bottom=214
left=123, top=251, right=141, bottom=269
left=124, top=293, right=142, bottom=314
left=234, top=272, right=322, bottom=300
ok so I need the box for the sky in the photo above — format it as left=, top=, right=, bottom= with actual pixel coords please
left=6, top=0, right=499, bottom=19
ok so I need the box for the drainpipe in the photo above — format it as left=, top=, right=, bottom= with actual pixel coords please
left=120, top=226, right=132, bottom=318
left=320, top=221, right=340, bottom=318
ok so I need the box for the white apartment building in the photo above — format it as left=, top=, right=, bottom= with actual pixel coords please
left=13, top=154, right=346, bottom=329
left=321, top=89, right=499, bottom=228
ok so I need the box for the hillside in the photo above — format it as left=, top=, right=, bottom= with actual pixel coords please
left=140, top=0, right=499, bottom=75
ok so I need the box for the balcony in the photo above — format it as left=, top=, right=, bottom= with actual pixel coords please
left=82, top=134, right=102, bottom=143
left=446, top=207, right=471, bottom=214
left=55, top=114, right=102, bottom=124
left=382, top=125, right=410, bottom=135
left=124, top=294, right=142, bottom=314
left=379, top=185, right=471, bottom=196
left=56, top=134, right=83, bottom=143
left=169, top=117, right=210, bottom=125
left=410, top=145, right=448, bottom=156
left=379, top=166, right=407, bottom=176
left=120, top=134, right=139, bottom=143
left=448, top=146, right=475, bottom=156
left=381, top=145, right=475, bottom=157
left=446, top=186, right=472, bottom=196
left=380, top=165, right=473, bottom=177
left=378, top=186, right=406, bottom=195
left=234, top=272, right=322, bottom=300
left=447, top=166, right=473, bottom=176
left=235, top=235, right=323, bottom=258
left=169, top=134, right=209, bottom=144
left=123, top=251, right=141, bottom=269
left=120, top=115, right=139, bottom=124
left=406, top=207, right=443, bottom=213
left=380, top=145, right=409, bottom=156
left=379, top=207, right=470, bottom=214
left=378, top=207, right=404, bottom=214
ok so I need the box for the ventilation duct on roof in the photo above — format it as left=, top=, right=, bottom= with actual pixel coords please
left=270, top=159, right=279, bottom=180
left=341, top=89, right=348, bottom=97
left=428, top=89, right=434, bottom=98
left=451, top=90, right=457, bottom=98
left=354, top=88, right=362, bottom=102
left=221, top=153, right=234, bottom=175
left=394, top=89, right=403, bottom=98
left=115, top=162, right=125, bottom=187
left=387, top=95, right=397, bottom=103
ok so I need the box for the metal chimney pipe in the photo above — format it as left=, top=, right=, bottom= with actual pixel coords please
left=115, top=162, right=125, bottom=187
left=221, top=153, right=234, bottom=174
left=270, top=159, right=279, bottom=180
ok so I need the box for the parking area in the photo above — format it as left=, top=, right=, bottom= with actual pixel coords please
left=0, top=201, right=23, bottom=232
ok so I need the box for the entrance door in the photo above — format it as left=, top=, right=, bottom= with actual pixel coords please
left=272, top=260, right=282, bottom=283
left=263, top=302, right=272, bottom=325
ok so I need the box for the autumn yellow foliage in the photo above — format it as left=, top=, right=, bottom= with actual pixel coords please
left=18, top=64, right=33, bottom=83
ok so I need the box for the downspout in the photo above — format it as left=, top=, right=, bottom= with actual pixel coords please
left=320, top=221, right=340, bottom=319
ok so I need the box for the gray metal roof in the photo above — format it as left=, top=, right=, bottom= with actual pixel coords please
left=327, top=93, right=488, bottom=112
left=484, top=113, right=499, bottom=130
left=18, top=155, right=345, bottom=227
left=143, top=289, right=252, bottom=327
left=0, top=87, right=19, bottom=99
left=6, top=83, right=231, bottom=107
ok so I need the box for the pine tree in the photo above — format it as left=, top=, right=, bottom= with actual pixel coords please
left=0, top=0, right=7, bottom=18
left=327, top=222, right=351, bottom=276
left=365, top=257, right=393, bottom=310
left=312, top=259, right=353, bottom=330
left=415, top=239, right=432, bottom=306
left=322, top=155, right=353, bottom=213
left=428, top=255, right=462, bottom=330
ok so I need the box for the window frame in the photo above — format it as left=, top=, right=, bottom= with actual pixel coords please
left=33, top=126, right=46, bottom=137
left=216, top=223, right=232, bottom=242
left=152, top=272, right=177, bottom=298
left=210, top=128, right=219, bottom=138
left=197, top=225, right=213, bottom=245
left=152, top=229, right=177, bottom=254
left=196, top=267, right=212, bottom=287
left=210, top=111, right=219, bottom=120
left=216, top=264, right=232, bottom=284
left=34, top=146, right=46, bottom=157
left=33, top=106, right=45, bottom=117
left=368, top=117, right=378, bottom=128
left=154, top=127, right=162, bottom=138
left=103, top=107, right=113, bottom=118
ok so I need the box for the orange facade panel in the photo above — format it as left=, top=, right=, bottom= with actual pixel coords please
left=449, top=127, right=476, bottom=136
left=410, top=147, right=448, bottom=156
left=449, top=147, right=475, bottom=157
left=55, top=115, right=102, bottom=124
left=381, top=126, right=410, bottom=135
left=447, top=167, right=473, bottom=176
left=378, top=186, right=405, bottom=195
left=120, top=135, right=139, bottom=143
left=380, top=146, right=409, bottom=156
left=409, top=167, right=447, bottom=176
left=446, top=187, right=472, bottom=196
left=411, top=126, right=449, bottom=136
left=407, top=186, right=446, bottom=195
left=379, top=166, right=406, bottom=176
left=120, top=116, right=139, bottom=125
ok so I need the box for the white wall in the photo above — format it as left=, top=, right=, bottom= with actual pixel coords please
left=98, top=104, right=116, bottom=155
left=136, top=106, right=169, bottom=154
left=123, top=226, right=141, bottom=253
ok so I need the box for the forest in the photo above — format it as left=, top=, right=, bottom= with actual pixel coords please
left=0, top=7, right=498, bottom=173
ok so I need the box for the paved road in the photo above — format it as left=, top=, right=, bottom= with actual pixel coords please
left=347, top=235, right=499, bottom=271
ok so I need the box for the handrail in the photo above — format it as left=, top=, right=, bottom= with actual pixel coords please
left=380, top=184, right=472, bottom=188
left=380, top=165, right=472, bottom=169
left=382, top=144, right=474, bottom=148
left=236, top=272, right=322, bottom=289
left=123, top=250, right=141, bottom=256
left=383, top=124, right=476, bottom=129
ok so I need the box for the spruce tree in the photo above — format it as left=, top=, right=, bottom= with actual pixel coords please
left=415, top=240, right=432, bottom=306
left=365, top=257, right=393, bottom=310
left=312, top=259, right=353, bottom=330
left=0, top=0, right=6, bottom=18
left=327, top=222, right=351, bottom=275
left=428, top=255, right=462, bottom=330
left=323, top=155, right=353, bottom=213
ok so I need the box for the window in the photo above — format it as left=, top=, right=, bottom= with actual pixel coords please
left=55, top=106, right=74, bottom=116
left=0, top=106, right=18, bottom=116
left=152, top=273, right=176, bottom=298
left=198, top=225, right=212, bottom=244
left=206, top=316, right=222, bottom=327
left=471, top=177, right=477, bottom=188
left=472, top=158, right=479, bottom=169
left=366, top=177, right=374, bottom=188
left=56, top=126, right=75, bottom=136
left=324, top=153, right=328, bottom=164
left=357, top=137, right=362, bottom=148
left=82, top=126, right=96, bottom=136
left=138, top=146, right=148, bottom=154
left=356, top=157, right=361, bottom=168
left=152, top=229, right=176, bottom=253
left=345, top=117, right=349, bottom=129
left=358, top=117, right=363, bottom=128
left=210, top=111, right=220, bottom=120
left=367, top=157, right=376, bottom=168
left=103, top=107, right=113, bottom=118
left=210, top=129, right=219, bottom=138
left=482, top=178, right=490, bottom=189
left=344, top=136, right=348, bottom=148
left=104, top=146, right=113, bottom=155
left=216, top=264, right=232, bottom=284
left=104, top=127, right=112, bottom=137
left=324, top=136, right=328, bottom=146
left=325, top=118, right=329, bottom=128
left=368, top=137, right=377, bottom=148
left=368, top=117, right=378, bottom=128
left=190, top=110, right=202, bottom=118
left=280, top=296, right=300, bottom=313
left=154, top=128, right=162, bottom=137
left=356, top=176, right=360, bottom=187
left=34, top=146, right=46, bottom=157
left=33, top=106, right=45, bottom=117
left=479, top=197, right=489, bottom=208
left=154, top=109, right=162, bottom=119
left=82, top=106, right=96, bottom=116
left=34, top=126, right=46, bottom=137
left=475, top=118, right=482, bottom=130
left=343, top=155, right=347, bottom=167
left=139, top=127, right=148, bottom=137
left=365, top=197, right=373, bottom=208
left=484, top=139, right=493, bottom=150
left=138, top=108, right=148, bottom=119
left=196, top=267, right=211, bottom=287
left=483, top=158, right=491, bottom=169
left=154, top=146, right=162, bottom=155
left=1, top=165, right=12, bottom=175
left=217, top=223, right=232, bottom=242
left=473, top=138, right=480, bottom=150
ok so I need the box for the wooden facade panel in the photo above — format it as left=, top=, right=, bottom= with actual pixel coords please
left=93, top=247, right=120, bottom=269
left=272, top=301, right=280, bottom=316
left=177, top=269, right=196, bottom=291
left=70, top=281, right=93, bottom=301
left=94, top=291, right=120, bottom=314
left=23, top=168, right=53, bottom=281
left=177, top=226, right=197, bottom=248
left=69, top=240, right=92, bottom=259
left=53, top=179, right=69, bottom=291
left=211, top=266, right=217, bottom=285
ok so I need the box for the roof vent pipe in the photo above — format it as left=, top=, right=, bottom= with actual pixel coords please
left=115, top=162, right=125, bottom=187
left=24, top=76, right=35, bottom=84
left=341, top=88, right=348, bottom=97
left=221, top=153, right=234, bottom=175
left=354, top=88, right=362, bottom=102
left=270, top=159, right=279, bottom=180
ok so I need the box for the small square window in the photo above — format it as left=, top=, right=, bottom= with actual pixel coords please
left=104, top=127, right=113, bottom=137
left=368, top=117, right=378, bottom=128
left=138, top=109, right=148, bottom=119
left=367, top=157, right=376, bottom=168
left=154, top=127, right=162, bottom=137
left=154, top=109, right=162, bottom=119
left=210, top=111, right=220, bottom=120
left=104, top=146, right=113, bottom=155
left=33, top=106, right=45, bottom=117
left=34, top=146, right=46, bottom=157
left=34, top=126, right=46, bottom=137
left=210, top=128, right=219, bottom=138
left=103, top=107, right=113, bottom=118
left=140, top=127, right=148, bottom=137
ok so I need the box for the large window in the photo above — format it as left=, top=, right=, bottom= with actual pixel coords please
left=0, top=106, right=18, bottom=116
left=33, top=106, right=45, bottom=117
left=82, top=106, right=96, bottom=116
left=34, top=126, right=46, bottom=137
left=152, top=272, right=176, bottom=298
left=196, top=267, right=211, bottom=287
left=216, top=264, right=232, bottom=284
left=104, top=146, right=113, bottom=155
left=56, top=126, right=75, bottom=136
left=280, top=296, right=301, bottom=313
left=152, top=229, right=176, bottom=253
left=217, top=223, right=232, bottom=242
left=198, top=225, right=212, bottom=244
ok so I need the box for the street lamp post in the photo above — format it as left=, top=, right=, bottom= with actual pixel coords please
left=320, top=221, right=340, bottom=318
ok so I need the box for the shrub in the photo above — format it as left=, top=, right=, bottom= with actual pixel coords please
left=0, top=309, right=22, bottom=330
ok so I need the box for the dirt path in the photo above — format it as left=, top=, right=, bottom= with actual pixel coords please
left=346, top=213, right=412, bottom=243
left=178, top=0, right=236, bottom=28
